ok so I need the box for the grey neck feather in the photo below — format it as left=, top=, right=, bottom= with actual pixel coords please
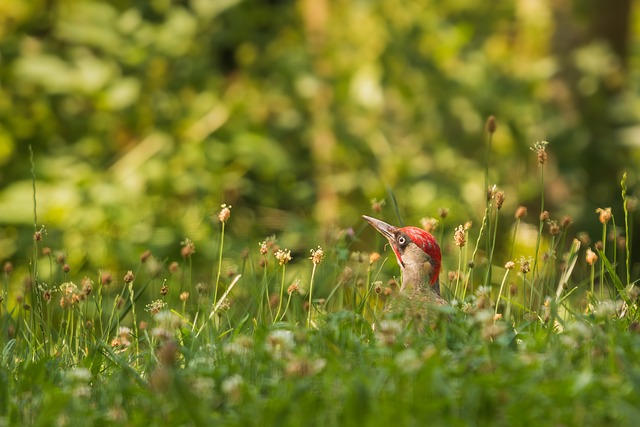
left=400, top=261, right=438, bottom=295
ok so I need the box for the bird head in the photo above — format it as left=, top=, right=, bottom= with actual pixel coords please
left=362, top=215, right=442, bottom=293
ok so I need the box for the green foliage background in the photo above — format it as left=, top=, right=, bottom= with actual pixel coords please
left=3, top=3, right=640, bottom=425
left=1, top=0, right=639, bottom=276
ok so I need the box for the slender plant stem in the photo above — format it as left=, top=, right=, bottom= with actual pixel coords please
left=526, top=272, right=534, bottom=315
left=280, top=292, right=293, bottom=321
left=532, top=166, right=545, bottom=287
left=495, top=268, right=510, bottom=317
left=274, top=265, right=286, bottom=322
left=485, top=207, right=499, bottom=287
left=307, top=264, right=318, bottom=329
left=611, top=215, right=617, bottom=283
left=621, top=173, right=631, bottom=287
left=105, top=282, right=128, bottom=340
left=510, top=219, right=520, bottom=263
left=600, top=222, right=606, bottom=299
left=128, top=281, right=139, bottom=365
left=28, top=144, right=44, bottom=360
left=259, top=256, right=270, bottom=323
left=455, top=249, right=462, bottom=300
left=469, top=207, right=490, bottom=296
left=214, top=221, right=226, bottom=306
left=484, top=125, right=494, bottom=286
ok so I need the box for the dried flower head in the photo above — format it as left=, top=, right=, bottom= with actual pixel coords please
left=275, top=249, right=292, bottom=265
left=218, top=204, right=232, bottom=223
left=438, top=208, right=449, bottom=219
left=464, top=220, right=473, bottom=230
left=561, top=215, right=573, bottom=229
left=617, top=236, right=626, bottom=250
left=287, top=281, right=300, bottom=295
left=454, top=225, right=466, bottom=248
left=474, top=287, right=493, bottom=310
left=486, top=115, right=497, bottom=134
left=33, top=225, right=46, bottom=242
left=123, top=271, right=135, bottom=284
left=140, top=250, right=152, bottom=263
left=118, top=326, right=132, bottom=342
left=269, top=294, right=279, bottom=309
left=487, top=184, right=496, bottom=202
left=340, top=266, right=354, bottom=282
left=55, top=251, right=66, bottom=265
left=63, top=264, right=70, bottom=273
left=540, top=210, right=550, bottom=222
left=585, top=248, right=598, bottom=266
left=59, top=282, right=79, bottom=309
left=531, top=140, right=549, bottom=165
left=369, top=252, right=380, bottom=264
left=145, top=299, right=167, bottom=315
left=370, top=198, right=385, bottom=214
left=100, top=271, right=113, bottom=285
left=509, top=283, right=518, bottom=296
left=259, top=241, right=269, bottom=256
left=495, top=191, right=505, bottom=210
left=169, top=262, right=179, bottom=273
left=285, top=357, right=327, bottom=378
left=227, top=265, right=238, bottom=278
left=420, top=217, right=439, bottom=233
left=179, top=291, right=189, bottom=302
left=3, top=262, right=13, bottom=275
left=519, top=257, right=531, bottom=274
left=515, top=206, right=527, bottom=219
left=160, top=283, right=169, bottom=296
left=81, top=277, right=93, bottom=297
left=577, top=232, right=591, bottom=246
left=195, top=282, right=207, bottom=296
left=180, top=238, right=196, bottom=258
left=504, top=261, right=515, bottom=270
left=310, top=246, right=325, bottom=265
left=596, top=207, right=612, bottom=224
left=350, top=251, right=366, bottom=263
left=548, top=220, right=560, bottom=236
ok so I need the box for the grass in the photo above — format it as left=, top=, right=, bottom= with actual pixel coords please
left=1, top=138, right=640, bottom=426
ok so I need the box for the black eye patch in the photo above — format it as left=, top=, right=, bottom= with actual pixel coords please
left=396, top=233, right=410, bottom=249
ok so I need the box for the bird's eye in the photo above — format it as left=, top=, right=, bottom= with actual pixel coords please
left=397, top=236, right=406, bottom=246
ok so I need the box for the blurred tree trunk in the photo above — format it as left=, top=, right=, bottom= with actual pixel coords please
left=589, top=0, right=632, bottom=68
left=549, top=0, right=633, bottom=212
left=300, top=0, right=338, bottom=228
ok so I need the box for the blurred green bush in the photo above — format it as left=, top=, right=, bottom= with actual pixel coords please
left=0, top=0, right=638, bottom=275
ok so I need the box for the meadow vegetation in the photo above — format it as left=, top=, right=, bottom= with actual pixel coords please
left=2, top=133, right=640, bottom=426
left=2, top=1, right=640, bottom=426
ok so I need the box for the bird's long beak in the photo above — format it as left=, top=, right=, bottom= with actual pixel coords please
left=362, top=215, right=405, bottom=267
left=362, top=215, right=398, bottom=243
left=362, top=215, right=398, bottom=240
